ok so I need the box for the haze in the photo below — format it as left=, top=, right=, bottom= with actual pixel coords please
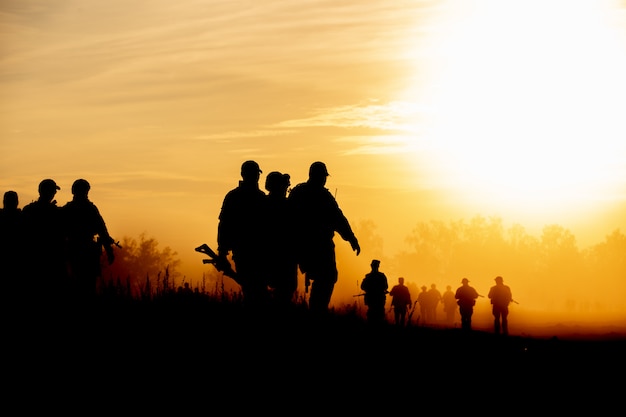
left=2, top=0, right=625, bottom=336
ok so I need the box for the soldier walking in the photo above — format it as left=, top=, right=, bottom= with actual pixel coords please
left=288, top=161, right=360, bottom=316
left=389, top=277, right=412, bottom=326
left=488, top=276, right=513, bottom=336
left=217, top=161, right=270, bottom=309
left=455, top=278, right=479, bottom=331
left=360, top=259, right=388, bottom=325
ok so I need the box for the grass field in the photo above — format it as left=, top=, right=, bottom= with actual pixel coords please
left=4, top=279, right=624, bottom=412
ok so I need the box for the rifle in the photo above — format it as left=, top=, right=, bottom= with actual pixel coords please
left=194, top=243, right=239, bottom=284
left=353, top=290, right=389, bottom=297
left=97, top=235, right=121, bottom=264
left=96, top=235, right=122, bottom=248
left=406, top=300, right=419, bottom=327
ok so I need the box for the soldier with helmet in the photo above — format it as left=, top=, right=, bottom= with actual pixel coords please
left=455, top=278, right=480, bottom=331
left=61, top=178, right=116, bottom=301
left=360, top=259, right=389, bottom=325
left=488, top=276, right=513, bottom=336
left=264, top=171, right=298, bottom=308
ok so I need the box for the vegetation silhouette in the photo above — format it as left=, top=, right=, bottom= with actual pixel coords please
left=350, top=216, right=625, bottom=321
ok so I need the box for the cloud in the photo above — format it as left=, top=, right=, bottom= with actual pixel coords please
left=273, top=100, right=426, bottom=131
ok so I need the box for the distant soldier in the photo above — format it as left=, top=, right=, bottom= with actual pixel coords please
left=488, top=276, right=513, bottom=336
left=217, top=160, right=270, bottom=309
left=360, top=259, right=388, bottom=325
left=441, top=285, right=457, bottom=325
left=22, top=179, right=67, bottom=305
left=427, top=283, right=442, bottom=323
left=62, top=179, right=116, bottom=301
left=417, top=285, right=430, bottom=325
left=264, top=171, right=298, bottom=308
left=389, top=277, right=412, bottom=326
left=455, top=278, right=479, bottom=331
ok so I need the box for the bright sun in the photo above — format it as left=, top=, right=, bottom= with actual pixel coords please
left=404, top=0, right=626, bottom=224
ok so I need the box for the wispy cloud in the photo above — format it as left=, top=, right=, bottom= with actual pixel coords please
left=274, top=100, right=426, bottom=131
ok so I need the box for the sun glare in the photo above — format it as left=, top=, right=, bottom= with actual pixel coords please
left=404, top=0, right=626, bottom=222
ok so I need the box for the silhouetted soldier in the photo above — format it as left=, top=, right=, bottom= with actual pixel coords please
left=455, top=278, right=479, bottom=331
left=0, top=190, right=24, bottom=306
left=389, top=276, right=412, bottom=326
left=22, top=179, right=67, bottom=308
left=62, top=179, right=116, bottom=302
left=217, top=160, right=270, bottom=309
left=264, top=171, right=298, bottom=308
left=441, top=284, right=457, bottom=326
left=360, top=259, right=388, bottom=325
left=427, top=283, right=442, bottom=323
left=287, top=161, right=360, bottom=316
left=417, top=285, right=430, bottom=325
left=488, top=276, right=513, bottom=336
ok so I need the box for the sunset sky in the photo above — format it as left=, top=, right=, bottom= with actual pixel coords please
left=2, top=1, right=626, bottom=326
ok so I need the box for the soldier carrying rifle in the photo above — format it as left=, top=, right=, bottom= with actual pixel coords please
left=488, top=276, right=515, bottom=336
left=216, top=161, right=270, bottom=309
left=360, top=259, right=388, bottom=325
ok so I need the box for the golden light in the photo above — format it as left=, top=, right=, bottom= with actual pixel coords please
left=402, top=0, right=626, bottom=223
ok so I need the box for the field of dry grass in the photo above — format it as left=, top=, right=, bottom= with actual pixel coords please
left=4, top=280, right=624, bottom=412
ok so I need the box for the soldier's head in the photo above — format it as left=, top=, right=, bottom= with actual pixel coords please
left=371, top=259, right=380, bottom=270
left=71, top=179, right=91, bottom=198
left=265, top=171, right=290, bottom=196
left=38, top=179, right=60, bottom=201
left=308, top=161, right=329, bottom=186
left=3, top=191, right=18, bottom=210
left=495, top=276, right=504, bottom=284
left=461, top=278, right=469, bottom=285
left=398, top=277, right=404, bottom=285
left=241, top=160, right=262, bottom=182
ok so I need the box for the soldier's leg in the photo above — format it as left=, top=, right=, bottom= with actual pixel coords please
left=309, top=279, right=334, bottom=314
left=493, top=307, right=501, bottom=334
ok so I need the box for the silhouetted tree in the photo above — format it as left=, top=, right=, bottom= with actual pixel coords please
left=102, top=232, right=181, bottom=297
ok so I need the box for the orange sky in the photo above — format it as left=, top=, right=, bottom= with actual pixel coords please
left=2, top=1, right=626, bottom=333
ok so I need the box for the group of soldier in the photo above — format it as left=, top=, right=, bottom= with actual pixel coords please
left=359, top=259, right=515, bottom=335
left=0, top=178, right=117, bottom=314
left=214, top=159, right=517, bottom=335
left=2, top=163, right=514, bottom=337
left=214, top=160, right=361, bottom=315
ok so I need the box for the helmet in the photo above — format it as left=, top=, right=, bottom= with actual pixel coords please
left=309, top=161, right=329, bottom=177
left=265, top=171, right=290, bottom=193
left=71, top=179, right=91, bottom=196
